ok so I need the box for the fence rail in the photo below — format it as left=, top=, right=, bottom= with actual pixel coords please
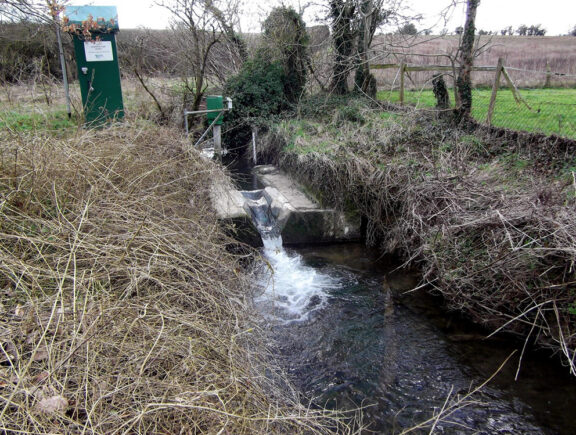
left=372, top=64, right=497, bottom=72
left=372, top=59, right=576, bottom=140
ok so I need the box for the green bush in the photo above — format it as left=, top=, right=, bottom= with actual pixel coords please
left=262, top=6, right=309, bottom=104
left=224, top=54, right=288, bottom=148
left=225, top=56, right=287, bottom=119
left=222, top=6, right=310, bottom=152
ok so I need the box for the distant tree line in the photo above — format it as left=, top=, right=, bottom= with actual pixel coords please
left=455, top=24, right=547, bottom=36
left=515, top=24, right=547, bottom=36
left=0, top=21, right=70, bottom=83
left=0, top=23, right=206, bottom=84
left=397, top=22, right=417, bottom=35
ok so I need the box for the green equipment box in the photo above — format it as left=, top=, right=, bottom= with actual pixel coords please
left=206, top=95, right=224, bottom=125
left=65, top=6, right=124, bottom=126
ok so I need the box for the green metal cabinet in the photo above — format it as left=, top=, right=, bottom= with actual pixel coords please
left=206, top=95, right=224, bottom=125
left=73, top=33, right=124, bottom=126
left=65, top=6, right=124, bottom=126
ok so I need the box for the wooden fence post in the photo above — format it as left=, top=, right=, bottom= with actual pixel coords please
left=452, top=64, right=461, bottom=109
left=545, top=61, right=552, bottom=88
left=399, top=62, right=405, bottom=105
left=486, top=57, right=504, bottom=126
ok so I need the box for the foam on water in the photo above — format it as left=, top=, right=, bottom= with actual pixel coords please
left=242, top=191, right=338, bottom=323
left=255, top=235, right=338, bottom=323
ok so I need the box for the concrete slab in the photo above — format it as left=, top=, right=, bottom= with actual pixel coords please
left=253, top=165, right=362, bottom=246
left=254, top=165, right=319, bottom=210
left=210, top=182, right=248, bottom=219
left=210, top=180, right=261, bottom=246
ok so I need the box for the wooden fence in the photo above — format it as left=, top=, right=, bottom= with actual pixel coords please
left=371, top=58, right=554, bottom=126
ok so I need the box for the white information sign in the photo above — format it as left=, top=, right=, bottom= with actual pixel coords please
left=84, top=41, right=114, bottom=62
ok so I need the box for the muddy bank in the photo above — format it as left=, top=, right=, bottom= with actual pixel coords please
left=256, top=108, right=576, bottom=372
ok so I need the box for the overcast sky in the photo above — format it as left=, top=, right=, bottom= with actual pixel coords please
left=68, top=0, right=576, bottom=36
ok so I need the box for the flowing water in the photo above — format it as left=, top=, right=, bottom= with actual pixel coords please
left=242, top=189, right=576, bottom=434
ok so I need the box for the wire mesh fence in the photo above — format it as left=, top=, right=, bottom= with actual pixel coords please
left=376, top=61, right=576, bottom=140
left=478, top=66, right=576, bottom=139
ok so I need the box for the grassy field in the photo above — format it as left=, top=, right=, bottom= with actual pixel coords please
left=0, top=107, right=77, bottom=131
left=0, top=79, right=179, bottom=133
left=377, top=87, right=576, bottom=139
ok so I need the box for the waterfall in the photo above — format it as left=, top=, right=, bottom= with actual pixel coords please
left=241, top=190, right=282, bottom=250
left=242, top=190, right=338, bottom=323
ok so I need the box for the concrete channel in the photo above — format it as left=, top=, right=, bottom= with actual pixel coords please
left=210, top=165, right=361, bottom=246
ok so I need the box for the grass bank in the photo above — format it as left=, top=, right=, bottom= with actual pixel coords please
left=0, top=119, right=349, bottom=432
left=258, top=96, right=576, bottom=373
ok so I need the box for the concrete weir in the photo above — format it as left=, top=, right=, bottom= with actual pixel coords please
left=210, top=165, right=361, bottom=246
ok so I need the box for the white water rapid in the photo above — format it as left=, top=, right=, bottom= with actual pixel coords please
left=242, top=191, right=338, bottom=323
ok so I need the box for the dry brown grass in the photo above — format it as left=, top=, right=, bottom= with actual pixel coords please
left=0, top=123, right=350, bottom=433
left=372, top=35, right=576, bottom=89
left=260, top=107, right=576, bottom=375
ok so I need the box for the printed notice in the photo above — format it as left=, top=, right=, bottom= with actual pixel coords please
left=84, top=41, right=114, bottom=62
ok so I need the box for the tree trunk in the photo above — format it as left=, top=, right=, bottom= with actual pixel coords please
left=330, top=0, right=355, bottom=95
left=432, top=74, right=450, bottom=110
left=456, top=0, right=479, bottom=122
left=354, top=1, right=375, bottom=97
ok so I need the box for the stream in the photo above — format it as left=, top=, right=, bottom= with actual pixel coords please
left=239, top=175, right=576, bottom=434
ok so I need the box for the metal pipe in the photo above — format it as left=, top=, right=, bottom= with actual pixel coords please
left=184, top=107, right=229, bottom=137
left=193, top=111, right=224, bottom=149
left=184, top=108, right=230, bottom=116
left=252, top=128, right=257, bottom=165
left=55, top=22, right=71, bottom=119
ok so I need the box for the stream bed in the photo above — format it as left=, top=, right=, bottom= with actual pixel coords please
left=233, top=166, right=576, bottom=433
left=253, top=242, right=576, bottom=434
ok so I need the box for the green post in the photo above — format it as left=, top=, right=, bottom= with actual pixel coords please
left=206, top=95, right=224, bottom=159
left=65, top=6, right=124, bottom=126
